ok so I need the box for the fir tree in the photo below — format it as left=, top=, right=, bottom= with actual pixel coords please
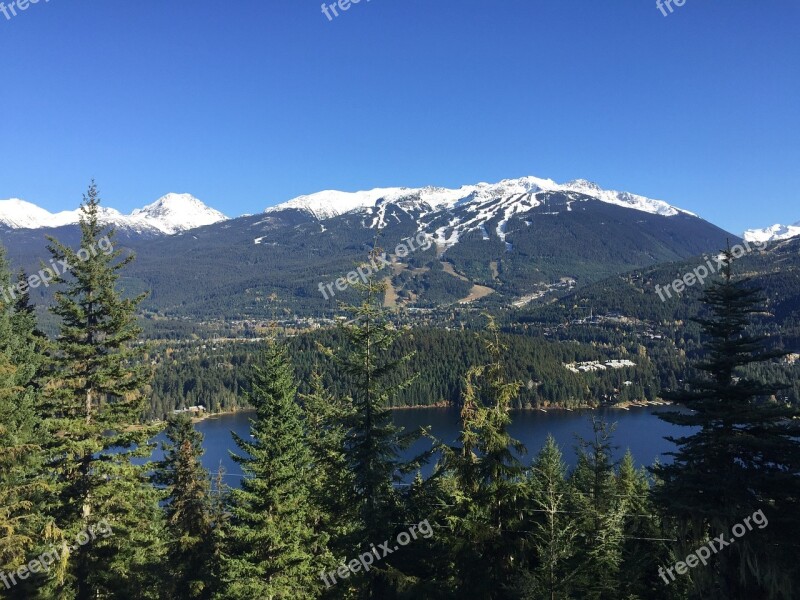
left=300, top=372, right=357, bottom=571
left=517, top=435, right=577, bottom=600
left=0, top=251, right=48, bottom=599
left=330, top=250, right=424, bottom=597
left=38, top=182, right=165, bottom=599
left=653, top=249, right=800, bottom=598
left=222, top=338, right=328, bottom=599
left=152, top=414, right=217, bottom=599
left=615, top=451, right=675, bottom=600
left=208, top=467, right=230, bottom=598
left=569, top=418, right=625, bottom=600
left=438, top=314, right=527, bottom=599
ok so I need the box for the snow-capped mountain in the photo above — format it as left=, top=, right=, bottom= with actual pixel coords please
left=267, top=176, right=697, bottom=249
left=129, top=194, right=228, bottom=234
left=267, top=176, right=694, bottom=221
left=743, top=221, right=800, bottom=244
left=0, top=193, right=228, bottom=235
left=0, top=199, right=85, bottom=230
left=2, top=176, right=733, bottom=319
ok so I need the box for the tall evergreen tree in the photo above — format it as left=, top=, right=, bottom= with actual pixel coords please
left=438, top=314, right=527, bottom=599
left=38, top=182, right=165, bottom=599
left=615, top=451, right=673, bottom=600
left=517, top=435, right=577, bottom=600
left=208, top=466, right=230, bottom=595
left=222, top=338, right=329, bottom=599
left=152, top=414, right=217, bottom=599
left=330, top=251, right=424, bottom=597
left=0, top=247, right=49, bottom=599
left=301, top=372, right=358, bottom=572
left=0, top=252, right=48, bottom=600
left=569, top=419, right=625, bottom=600
left=653, top=249, right=800, bottom=598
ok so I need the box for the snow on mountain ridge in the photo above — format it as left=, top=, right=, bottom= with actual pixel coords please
left=267, top=176, right=694, bottom=221
left=0, top=193, right=228, bottom=235
left=743, top=221, right=800, bottom=243
left=0, top=199, right=81, bottom=229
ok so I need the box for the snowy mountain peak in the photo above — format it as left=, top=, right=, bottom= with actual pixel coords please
left=0, top=198, right=54, bottom=229
left=130, top=193, right=228, bottom=234
left=0, top=198, right=82, bottom=229
left=267, top=176, right=695, bottom=221
left=743, top=221, right=800, bottom=243
left=0, top=194, right=228, bottom=235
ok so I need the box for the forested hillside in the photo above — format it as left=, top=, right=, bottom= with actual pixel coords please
left=147, top=328, right=658, bottom=419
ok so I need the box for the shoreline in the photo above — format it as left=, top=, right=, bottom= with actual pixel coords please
left=184, top=399, right=671, bottom=422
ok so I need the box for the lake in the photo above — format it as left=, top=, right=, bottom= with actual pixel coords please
left=182, top=405, right=687, bottom=487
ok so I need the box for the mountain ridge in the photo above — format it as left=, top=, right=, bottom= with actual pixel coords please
left=744, top=221, right=800, bottom=243
left=266, top=176, right=697, bottom=221
left=0, top=193, right=228, bottom=235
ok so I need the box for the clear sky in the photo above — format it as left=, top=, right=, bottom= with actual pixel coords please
left=0, top=0, right=798, bottom=234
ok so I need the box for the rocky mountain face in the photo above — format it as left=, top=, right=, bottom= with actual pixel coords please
left=0, top=177, right=736, bottom=319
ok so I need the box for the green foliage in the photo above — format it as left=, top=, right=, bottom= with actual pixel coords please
left=436, top=315, right=528, bottom=599
left=653, top=250, right=800, bottom=599
left=301, top=372, right=358, bottom=571
left=569, top=419, right=625, bottom=600
left=145, top=325, right=660, bottom=420
left=152, top=414, right=219, bottom=599
left=0, top=251, right=48, bottom=600
left=35, top=183, right=165, bottom=599
left=325, top=252, right=426, bottom=596
left=517, top=435, right=577, bottom=600
left=222, top=339, right=329, bottom=599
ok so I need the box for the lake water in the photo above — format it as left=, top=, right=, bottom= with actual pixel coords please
left=184, top=406, right=686, bottom=487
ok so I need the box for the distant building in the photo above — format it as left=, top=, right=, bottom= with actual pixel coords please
left=173, top=405, right=206, bottom=415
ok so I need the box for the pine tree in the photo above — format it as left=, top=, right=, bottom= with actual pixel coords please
left=517, top=435, right=577, bottom=600
left=152, top=414, right=217, bottom=599
left=38, top=182, right=165, bottom=599
left=9, top=269, right=48, bottom=391
left=208, top=467, right=230, bottom=597
left=653, top=249, right=800, bottom=598
left=615, top=451, right=672, bottom=600
left=438, top=314, right=527, bottom=599
left=0, top=349, right=33, bottom=598
left=330, top=251, right=424, bottom=597
left=222, top=338, right=328, bottom=599
left=301, top=372, right=358, bottom=569
left=569, top=418, right=625, bottom=600
left=0, top=251, right=48, bottom=600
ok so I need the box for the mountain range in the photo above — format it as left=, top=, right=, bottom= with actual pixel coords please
left=0, top=176, right=792, bottom=322
left=0, top=193, right=228, bottom=235
left=3, top=178, right=796, bottom=244
left=744, top=221, right=800, bottom=243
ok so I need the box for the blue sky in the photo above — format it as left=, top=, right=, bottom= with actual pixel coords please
left=0, top=0, right=798, bottom=234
